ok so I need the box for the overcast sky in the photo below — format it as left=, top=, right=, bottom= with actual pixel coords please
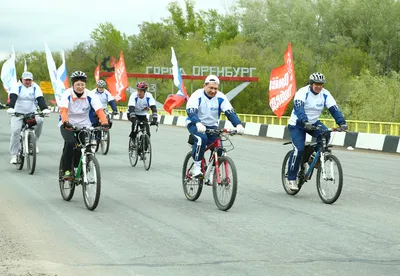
left=0, top=0, right=236, bottom=60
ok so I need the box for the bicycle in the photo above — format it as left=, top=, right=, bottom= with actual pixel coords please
left=182, top=128, right=238, bottom=211
left=94, top=109, right=114, bottom=155
left=128, top=120, right=158, bottom=170
left=58, top=126, right=103, bottom=211
left=13, top=112, right=48, bottom=175
left=281, top=127, right=344, bottom=204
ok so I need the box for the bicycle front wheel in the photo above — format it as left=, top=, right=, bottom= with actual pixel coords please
left=82, top=154, right=101, bottom=211
left=26, top=131, right=36, bottom=175
left=316, top=154, right=343, bottom=204
left=142, top=134, right=152, bottom=170
left=281, top=150, right=302, bottom=196
left=128, top=137, right=138, bottom=167
left=101, top=130, right=110, bottom=155
left=182, top=152, right=203, bottom=201
left=59, top=156, right=75, bottom=201
left=212, top=156, right=237, bottom=211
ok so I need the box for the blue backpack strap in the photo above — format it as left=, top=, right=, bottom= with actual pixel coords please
left=18, top=85, right=22, bottom=94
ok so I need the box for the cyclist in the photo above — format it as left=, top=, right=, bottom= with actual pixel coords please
left=91, top=79, right=119, bottom=124
left=287, top=72, right=348, bottom=191
left=186, top=75, right=245, bottom=177
left=91, top=79, right=119, bottom=141
left=7, top=71, right=51, bottom=164
left=127, top=81, right=158, bottom=142
left=59, top=71, right=109, bottom=179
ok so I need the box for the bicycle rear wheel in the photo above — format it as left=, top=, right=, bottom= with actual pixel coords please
left=128, top=137, right=138, bottom=167
left=82, top=154, right=101, bottom=211
left=101, top=130, right=110, bottom=155
left=281, top=150, right=302, bottom=196
left=212, top=156, right=237, bottom=211
left=59, top=156, right=75, bottom=201
left=316, top=154, right=343, bottom=204
left=26, top=132, right=36, bottom=175
left=182, top=152, right=203, bottom=201
left=142, top=134, right=152, bottom=170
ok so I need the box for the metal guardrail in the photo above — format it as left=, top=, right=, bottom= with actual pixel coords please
left=117, top=107, right=400, bottom=136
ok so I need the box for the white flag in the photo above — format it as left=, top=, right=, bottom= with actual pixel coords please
left=45, top=42, right=60, bottom=105
left=0, top=47, right=17, bottom=93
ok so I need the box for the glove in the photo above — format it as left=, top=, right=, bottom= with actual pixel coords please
left=112, top=111, right=119, bottom=116
left=151, top=113, right=158, bottom=125
left=42, top=109, right=51, bottom=114
left=63, top=121, right=73, bottom=130
left=196, top=122, right=206, bottom=133
left=340, top=124, right=348, bottom=131
left=236, top=124, right=245, bottom=135
left=101, top=124, right=110, bottom=131
left=303, top=121, right=314, bottom=131
left=7, top=108, right=15, bottom=114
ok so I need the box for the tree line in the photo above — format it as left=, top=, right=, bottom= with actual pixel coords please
left=1, top=0, right=399, bottom=122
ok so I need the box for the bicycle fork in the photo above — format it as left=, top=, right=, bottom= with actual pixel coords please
left=81, top=148, right=88, bottom=185
left=23, top=129, right=34, bottom=156
left=320, top=153, right=335, bottom=181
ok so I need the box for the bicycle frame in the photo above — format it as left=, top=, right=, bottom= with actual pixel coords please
left=201, top=129, right=235, bottom=184
left=72, top=127, right=99, bottom=184
left=303, top=128, right=339, bottom=182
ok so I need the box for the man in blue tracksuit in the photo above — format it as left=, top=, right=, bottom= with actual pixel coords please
left=287, top=72, right=348, bottom=190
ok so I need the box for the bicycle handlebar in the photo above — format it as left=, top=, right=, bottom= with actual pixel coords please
left=310, top=126, right=343, bottom=132
left=205, top=128, right=237, bottom=135
left=13, top=111, right=49, bottom=118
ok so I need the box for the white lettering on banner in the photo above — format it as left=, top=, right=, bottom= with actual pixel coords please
left=269, top=73, right=289, bottom=90
left=145, top=66, right=257, bottom=77
left=269, top=84, right=292, bottom=111
left=115, top=63, right=126, bottom=101
left=146, top=66, right=186, bottom=75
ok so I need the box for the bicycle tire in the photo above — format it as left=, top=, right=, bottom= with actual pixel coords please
left=26, top=131, right=36, bottom=175
left=316, top=154, right=343, bottom=204
left=82, top=154, right=101, bottom=211
left=212, top=156, right=238, bottom=211
left=281, top=150, right=302, bottom=196
left=101, top=130, right=110, bottom=155
left=182, top=151, right=203, bottom=201
left=17, top=136, right=24, bottom=170
left=128, top=137, right=138, bottom=167
left=58, top=156, right=75, bottom=201
left=142, top=134, right=152, bottom=170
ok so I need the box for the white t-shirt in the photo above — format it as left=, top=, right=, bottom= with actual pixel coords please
left=59, top=88, right=103, bottom=127
left=288, top=85, right=338, bottom=125
left=91, top=89, right=114, bottom=109
left=127, top=91, right=156, bottom=116
left=10, top=82, right=43, bottom=113
left=186, top=89, right=234, bottom=127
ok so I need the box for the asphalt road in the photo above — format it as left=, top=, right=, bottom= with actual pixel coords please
left=0, top=112, right=399, bottom=276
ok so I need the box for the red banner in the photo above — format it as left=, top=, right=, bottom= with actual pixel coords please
left=94, top=62, right=100, bottom=83
left=106, top=52, right=128, bottom=102
left=269, top=43, right=296, bottom=118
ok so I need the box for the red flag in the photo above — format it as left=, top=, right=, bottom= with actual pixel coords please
left=269, top=43, right=296, bottom=118
left=164, top=94, right=186, bottom=115
left=94, top=62, right=100, bottom=83
left=106, top=52, right=128, bottom=102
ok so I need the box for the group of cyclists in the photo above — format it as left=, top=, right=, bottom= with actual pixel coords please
left=4, top=69, right=348, bottom=192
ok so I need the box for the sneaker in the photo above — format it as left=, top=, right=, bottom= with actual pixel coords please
left=10, top=155, right=17, bottom=164
left=63, top=170, right=73, bottom=180
left=36, top=146, right=39, bottom=154
left=190, top=161, right=203, bottom=177
left=288, top=180, right=298, bottom=191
